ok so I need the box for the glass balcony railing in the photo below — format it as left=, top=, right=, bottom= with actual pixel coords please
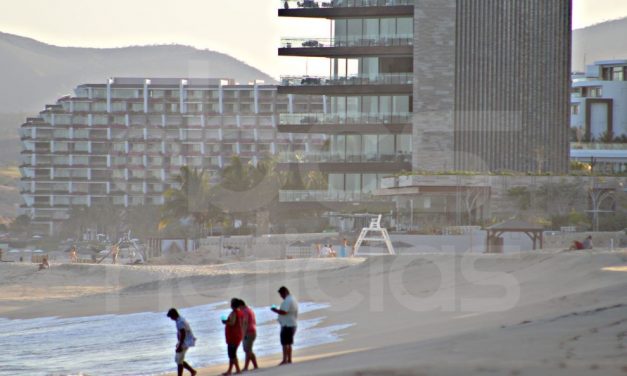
left=280, top=36, right=413, bottom=49
left=279, top=112, right=412, bottom=125
left=278, top=151, right=411, bottom=163
left=280, top=0, right=414, bottom=9
left=280, top=73, right=413, bottom=87
left=279, top=190, right=382, bottom=202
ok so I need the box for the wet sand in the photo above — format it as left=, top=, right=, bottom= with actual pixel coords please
left=2, top=251, right=626, bottom=375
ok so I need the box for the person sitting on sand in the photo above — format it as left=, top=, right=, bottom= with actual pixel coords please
left=329, top=244, right=337, bottom=257
left=239, top=299, right=259, bottom=372
left=271, top=286, right=299, bottom=365
left=38, top=256, right=49, bottom=271
left=166, top=308, right=197, bottom=376
left=582, top=235, right=593, bottom=250
left=569, top=240, right=584, bottom=250
left=222, top=298, right=244, bottom=375
left=320, top=244, right=336, bottom=258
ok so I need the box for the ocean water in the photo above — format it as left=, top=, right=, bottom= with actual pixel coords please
left=0, top=302, right=352, bottom=376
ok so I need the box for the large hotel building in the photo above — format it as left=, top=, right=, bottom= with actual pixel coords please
left=20, top=0, right=573, bottom=234
left=20, top=78, right=323, bottom=235
left=277, top=0, right=571, bottom=203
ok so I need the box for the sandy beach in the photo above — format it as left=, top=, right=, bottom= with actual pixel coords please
left=1, top=250, right=626, bottom=375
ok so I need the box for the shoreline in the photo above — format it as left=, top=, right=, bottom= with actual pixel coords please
left=1, top=251, right=626, bottom=376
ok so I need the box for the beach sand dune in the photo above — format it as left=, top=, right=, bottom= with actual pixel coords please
left=1, top=251, right=626, bottom=375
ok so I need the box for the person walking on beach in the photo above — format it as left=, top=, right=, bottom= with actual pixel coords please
left=69, top=245, right=78, bottom=263
left=111, top=244, right=120, bottom=264
left=222, top=298, right=244, bottom=375
left=166, top=308, right=197, bottom=376
left=271, top=286, right=299, bottom=365
left=239, top=299, right=259, bottom=371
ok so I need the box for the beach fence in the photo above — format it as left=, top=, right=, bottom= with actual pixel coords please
left=197, top=233, right=339, bottom=259
left=146, top=238, right=199, bottom=258
left=31, top=254, right=48, bottom=263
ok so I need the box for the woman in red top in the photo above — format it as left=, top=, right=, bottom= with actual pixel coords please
left=222, top=298, right=244, bottom=375
left=239, top=300, right=259, bottom=371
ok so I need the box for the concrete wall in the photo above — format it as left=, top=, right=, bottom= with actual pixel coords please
left=412, top=0, right=457, bottom=172
left=412, top=0, right=571, bottom=174
left=198, top=233, right=340, bottom=259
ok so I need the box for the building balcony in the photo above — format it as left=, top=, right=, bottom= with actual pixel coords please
left=279, top=0, right=414, bottom=18
left=277, top=151, right=411, bottom=172
left=278, top=112, right=412, bottom=133
left=278, top=73, right=413, bottom=95
left=279, top=189, right=381, bottom=202
left=279, top=36, right=412, bottom=57
left=279, top=151, right=411, bottom=163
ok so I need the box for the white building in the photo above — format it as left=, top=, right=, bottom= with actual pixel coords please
left=571, top=60, right=627, bottom=141
left=19, top=77, right=324, bottom=235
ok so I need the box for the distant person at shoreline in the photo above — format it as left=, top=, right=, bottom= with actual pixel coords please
left=38, top=256, right=49, bottom=271
left=271, top=286, right=299, bottom=365
left=111, top=244, right=120, bottom=264
left=239, top=299, right=259, bottom=371
left=339, top=238, right=349, bottom=258
left=222, top=298, right=244, bottom=375
left=166, top=308, right=197, bottom=376
left=69, top=246, right=78, bottom=263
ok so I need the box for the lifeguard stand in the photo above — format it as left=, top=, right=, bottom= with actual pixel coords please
left=353, top=214, right=396, bottom=256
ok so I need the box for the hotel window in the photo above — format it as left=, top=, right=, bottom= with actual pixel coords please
left=92, top=88, right=107, bottom=99
left=589, top=87, right=603, bottom=98
left=112, top=102, right=127, bottom=112
left=571, top=104, right=580, bottom=115
left=75, top=88, right=89, bottom=98
left=55, top=115, right=72, bottom=125
left=73, top=102, right=90, bottom=112
left=397, top=18, right=413, bottom=37
left=613, top=66, right=625, bottom=81
left=188, top=90, right=204, bottom=99
left=150, top=90, right=165, bottom=99
left=151, top=103, right=165, bottom=113
left=93, top=115, right=109, bottom=125
left=168, top=103, right=179, bottom=113
left=112, top=89, right=138, bottom=99
left=240, top=144, right=255, bottom=153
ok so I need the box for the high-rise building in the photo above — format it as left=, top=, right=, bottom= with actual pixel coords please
left=278, top=0, right=571, bottom=198
left=19, top=78, right=324, bottom=235
left=277, top=0, right=414, bottom=210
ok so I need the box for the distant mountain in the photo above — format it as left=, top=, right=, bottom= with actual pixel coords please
left=573, top=17, right=627, bottom=71
left=0, top=31, right=276, bottom=113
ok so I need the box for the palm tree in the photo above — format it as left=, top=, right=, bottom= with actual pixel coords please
left=161, top=166, right=217, bottom=236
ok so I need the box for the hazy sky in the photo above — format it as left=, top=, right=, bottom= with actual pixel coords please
left=0, top=0, right=625, bottom=79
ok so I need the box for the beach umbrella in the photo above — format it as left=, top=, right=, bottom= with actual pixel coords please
left=33, top=250, right=44, bottom=253
left=9, top=249, right=20, bottom=253
left=22, top=249, right=32, bottom=253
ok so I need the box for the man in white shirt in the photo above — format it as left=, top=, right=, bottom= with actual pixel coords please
left=271, top=286, right=299, bottom=365
left=166, top=308, right=197, bottom=376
